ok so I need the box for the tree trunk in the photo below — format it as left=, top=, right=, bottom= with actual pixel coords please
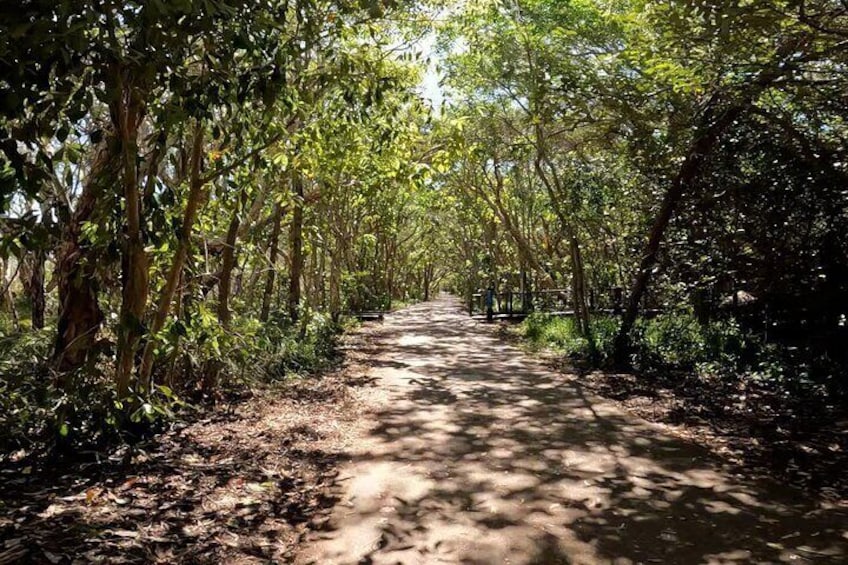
left=318, top=243, right=326, bottom=311
left=569, top=234, right=595, bottom=355
left=569, top=234, right=591, bottom=328
left=329, top=252, right=342, bottom=323
left=531, top=144, right=592, bottom=342
left=53, top=141, right=111, bottom=373
left=114, top=82, right=148, bottom=399
left=612, top=38, right=801, bottom=364
left=1, top=259, right=20, bottom=332
left=217, top=206, right=241, bottom=327
left=613, top=103, right=755, bottom=364
left=164, top=267, right=185, bottom=388
left=423, top=264, right=431, bottom=301
left=260, top=203, right=284, bottom=322
left=138, top=124, right=205, bottom=389
left=24, top=249, right=45, bottom=330
left=288, top=174, right=304, bottom=322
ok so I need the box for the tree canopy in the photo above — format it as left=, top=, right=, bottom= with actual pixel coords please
left=1, top=0, right=846, bottom=454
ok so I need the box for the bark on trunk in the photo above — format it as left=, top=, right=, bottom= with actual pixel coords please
left=288, top=174, right=304, bottom=322
left=569, top=234, right=593, bottom=348
left=613, top=102, right=761, bottom=364
left=114, top=82, right=148, bottom=399
left=260, top=203, right=284, bottom=322
left=532, top=141, right=593, bottom=344
left=1, top=259, right=20, bottom=332
left=24, top=250, right=45, bottom=330
left=53, top=142, right=112, bottom=373
left=217, top=206, right=241, bottom=327
left=329, top=252, right=341, bottom=323
left=423, top=264, right=432, bottom=302
left=612, top=39, right=802, bottom=365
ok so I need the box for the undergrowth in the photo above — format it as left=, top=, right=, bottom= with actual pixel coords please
left=517, top=310, right=832, bottom=398
left=0, top=311, right=345, bottom=460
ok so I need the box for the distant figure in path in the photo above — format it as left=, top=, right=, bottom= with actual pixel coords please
left=485, top=286, right=495, bottom=322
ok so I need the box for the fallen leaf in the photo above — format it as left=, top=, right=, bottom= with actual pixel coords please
left=109, top=529, right=139, bottom=539
left=85, top=487, right=103, bottom=505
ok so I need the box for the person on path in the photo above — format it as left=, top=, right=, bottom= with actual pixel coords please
left=485, top=286, right=495, bottom=322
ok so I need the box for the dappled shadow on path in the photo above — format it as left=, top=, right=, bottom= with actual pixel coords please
left=301, top=296, right=848, bottom=565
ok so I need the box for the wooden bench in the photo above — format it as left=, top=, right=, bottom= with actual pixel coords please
left=350, top=311, right=385, bottom=322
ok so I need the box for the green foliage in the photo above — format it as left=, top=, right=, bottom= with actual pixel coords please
left=634, top=313, right=707, bottom=369
left=0, top=330, right=184, bottom=455
left=1, top=0, right=846, bottom=461
left=625, top=313, right=750, bottom=374
left=0, top=330, right=54, bottom=452
left=258, top=311, right=342, bottom=379
left=521, top=313, right=589, bottom=357
left=520, top=310, right=761, bottom=378
left=0, top=304, right=347, bottom=456
left=521, top=313, right=618, bottom=362
left=590, top=316, right=622, bottom=364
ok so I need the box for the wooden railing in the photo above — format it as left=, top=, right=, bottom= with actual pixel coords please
left=469, top=287, right=658, bottom=319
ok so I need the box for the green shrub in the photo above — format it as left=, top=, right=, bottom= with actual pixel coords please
left=521, top=312, right=549, bottom=341
left=590, top=316, right=621, bottom=364
left=0, top=329, right=183, bottom=455
left=0, top=329, right=55, bottom=453
left=634, top=313, right=706, bottom=368
left=520, top=314, right=620, bottom=363
left=520, top=313, right=590, bottom=357
left=520, top=310, right=762, bottom=376
left=258, top=310, right=342, bottom=380
left=0, top=306, right=345, bottom=457
left=627, top=311, right=762, bottom=376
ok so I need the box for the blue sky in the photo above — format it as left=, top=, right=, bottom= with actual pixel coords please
left=414, top=32, right=445, bottom=111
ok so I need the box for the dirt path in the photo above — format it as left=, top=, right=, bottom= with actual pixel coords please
left=299, top=296, right=848, bottom=565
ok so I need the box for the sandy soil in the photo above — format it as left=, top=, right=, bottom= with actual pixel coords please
left=298, top=295, right=848, bottom=565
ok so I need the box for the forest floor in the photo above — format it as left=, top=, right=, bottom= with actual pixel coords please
left=0, top=338, right=376, bottom=564
left=543, top=354, right=848, bottom=504
left=298, top=296, right=848, bottom=564
left=3, top=298, right=847, bottom=564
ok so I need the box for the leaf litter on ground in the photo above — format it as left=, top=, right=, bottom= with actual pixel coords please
left=0, top=331, right=377, bottom=564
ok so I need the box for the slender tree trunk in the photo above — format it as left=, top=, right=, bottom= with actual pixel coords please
left=218, top=185, right=254, bottom=326
left=423, top=264, right=431, bottom=301
left=30, top=252, right=44, bottom=330
left=318, top=243, right=327, bottom=311
left=613, top=103, right=756, bottom=364
left=114, top=83, right=148, bottom=399
left=612, top=38, right=800, bottom=364
left=329, top=252, right=341, bottom=322
left=217, top=206, right=241, bottom=327
left=22, top=250, right=45, bottom=330
left=475, top=180, right=558, bottom=286
left=569, top=234, right=595, bottom=354
left=164, top=268, right=184, bottom=388
left=288, top=174, right=304, bottom=322
left=6, top=288, right=19, bottom=332
left=385, top=239, right=396, bottom=310
left=531, top=144, right=593, bottom=342
left=260, top=203, right=284, bottom=322
left=1, top=259, right=20, bottom=332
left=138, top=124, right=205, bottom=389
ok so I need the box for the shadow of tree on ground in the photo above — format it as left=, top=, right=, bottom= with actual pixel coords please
left=302, top=297, right=848, bottom=564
